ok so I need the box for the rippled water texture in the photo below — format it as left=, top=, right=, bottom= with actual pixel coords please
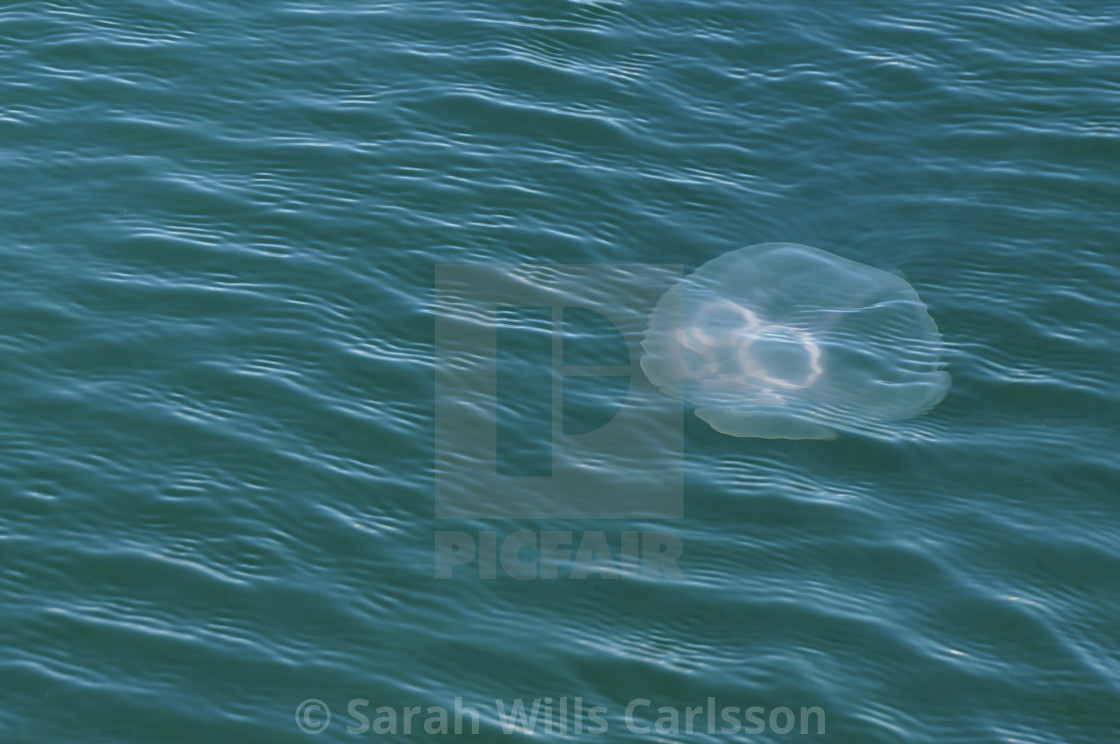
left=2, top=1, right=1119, bottom=743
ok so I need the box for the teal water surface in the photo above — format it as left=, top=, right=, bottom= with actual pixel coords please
left=2, top=1, right=1119, bottom=742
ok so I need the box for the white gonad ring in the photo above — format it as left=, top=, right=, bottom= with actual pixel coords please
left=735, top=323, right=824, bottom=391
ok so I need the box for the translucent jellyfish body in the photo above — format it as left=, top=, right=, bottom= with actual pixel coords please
left=641, top=243, right=950, bottom=439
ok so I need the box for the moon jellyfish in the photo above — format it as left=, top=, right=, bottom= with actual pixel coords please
left=641, top=243, right=950, bottom=439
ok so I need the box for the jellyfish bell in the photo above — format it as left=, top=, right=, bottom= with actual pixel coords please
left=641, top=242, right=950, bottom=439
